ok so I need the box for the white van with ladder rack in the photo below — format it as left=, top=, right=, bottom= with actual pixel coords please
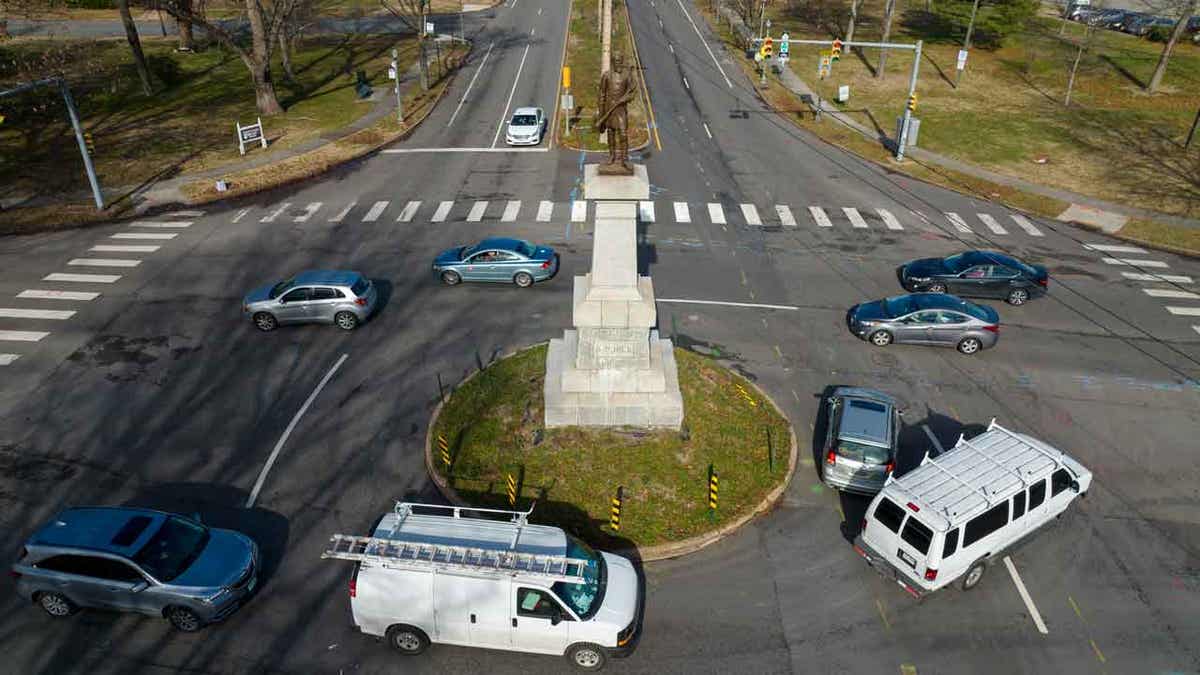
left=322, top=502, right=642, bottom=671
left=853, top=420, right=1091, bottom=598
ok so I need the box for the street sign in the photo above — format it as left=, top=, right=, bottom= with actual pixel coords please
left=387, top=66, right=397, bottom=80
left=561, top=93, right=574, bottom=110
left=956, top=49, right=968, bottom=71
left=425, top=21, right=434, bottom=35
left=780, top=32, right=789, bottom=54
left=236, top=117, right=267, bottom=156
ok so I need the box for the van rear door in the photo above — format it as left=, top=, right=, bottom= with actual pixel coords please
left=894, top=511, right=936, bottom=582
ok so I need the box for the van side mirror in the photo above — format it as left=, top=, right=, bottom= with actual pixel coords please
left=550, top=610, right=562, bottom=626
left=1070, top=480, right=1081, bottom=493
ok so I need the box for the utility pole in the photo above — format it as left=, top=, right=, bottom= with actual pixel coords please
left=896, top=40, right=923, bottom=162
left=955, top=0, right=982, bottom=87
left=846, top=0, right=859, bottom=45
left=392, top=48, right=404, bottom=125
left=758, top=0, right=767, bottom=40
left=877, top=0, right=897, bottom=77
left=1186, top=107, right=1200, bottom=149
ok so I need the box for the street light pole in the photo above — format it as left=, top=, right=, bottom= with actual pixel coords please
left=392, top=48, right=404, bottom=125
left=955, top=0, right=981, bottom=87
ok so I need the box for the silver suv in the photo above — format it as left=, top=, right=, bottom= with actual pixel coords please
left=12, top=507, right=259, bottom=632
left=822, top=388, right=901, bottom=495
left=242, top=270, right=377, bottom=331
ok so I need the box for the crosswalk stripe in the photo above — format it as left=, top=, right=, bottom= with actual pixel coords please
left=330, top=202, right=355, bottom=222
left=43, top=273, right=120, bottom=283
left=90, top=245, right=158, bottom=253
left=0, top=308, right=75, bottom=320
left=639, top=201, right=655, bottom=223
left=295, top=202, right=322, bottom=223
left=674, top=202, right=690, bottom=223
left=398, top=201, right=422, bottom=222
left=1166, top=306, right=1200, bottom=316
left=1195, top=326, right=1200, bottom=336
left=843, top=207, right=868, bottom=229
left=467, top=201, right=488, bottom=222
left=978, top=213, right=1008, bottom=235
left=741, top=204, right=762, bottom=226
left=1010, top=214, right=1043, bottom=236
left=18, top=290, right=100, bottom=301
left=0, top=330, right=49, bottom=342
left=131, top=221, right=192, bottom=228
left=502, top=200, right=521, bottom=222
left=945, top=212, right=972, bottom=233
left=112, top=232, right=176, bottom=240
left=809, top=206, right=833, bottom=228
left=1102, top=257, right=1168, bottom=268
left=363, top=201, right=389, bottom=222
left=776, top=205, right=796, bottom=227
left=0, top=354, right=18, bottom=366
left=260, top=203, right=290, bottom=223
left=67, top=259, right=141, bottom=268
left=571, top=200, right=587, bottom=222
left=432, top=201, right=454, bottom=222
left=1122, top=272, right=1192, bottom=283
left=877, top=208, right=904, bottom=231
left=1085, top=243, right=1146, bottom=253
left=165, top=210, right=203, bottom=218
left=1144, top=289, right=1200, bottom=299
left=232, top=209, right=249, bottom=224
left=537, top=200, right=554, bottom=222
left=707, top=203, right=726, bottom=224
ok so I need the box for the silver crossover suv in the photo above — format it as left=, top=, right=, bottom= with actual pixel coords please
left=822, top=388, right=901, bottom=495
left=242, top=270, right=377, bottom=331
left=12, top=507, right=259, bottom=632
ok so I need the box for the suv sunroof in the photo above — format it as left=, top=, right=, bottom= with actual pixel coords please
left=111, top=515, right=152, bottom=547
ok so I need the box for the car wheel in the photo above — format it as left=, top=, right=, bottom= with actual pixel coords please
left=166, top=606, right=203, bottom=632
left=514, top=271, right=534, bottom=288
left=927, top=282, right=947, bottom=294
left=37, top=592, right=76, bottom=618
left=566, top=642, right=607, bottom=671
left=962, top=561, right=987, bottom=591
left=440, top=270, right=461, bottom=286
left=1007, top=288, right=1029, bottom=305
left=957, top=337, right=983, bottom=355
left=334, top=311, right=359, bottom=331
left=869, top=330, right=893, bottom=347
left=386, top=624, right=430, bottom=655
left=252, top=312, right=278, bottom=332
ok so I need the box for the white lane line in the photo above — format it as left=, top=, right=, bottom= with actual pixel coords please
left=246, top=353, right=349, bottom=508
left=657, top=298, right=799, bottom=311
left=1144, top=288, right=1200, bottom=299
left=260, top=203, right=290, bottom=223
left=398, top=200, right=422, bottom=222
left=703, top=122, right=712, bottom=139
left=1085, top=243, right=1146, bottom=253
left=571, top=200, right=588, bottom=222
left=131, top=221, right=191, bottom=228
left=877, top=208, right=904, bottom=231
left=530, top=26, right=535, bottom=36
left=43, top=273, right=120, bottom=284
left=1122, top=272, right=1192, bottom=283
left=809, top=206, right=833, bottom=228
left=683, top=76, right=690, bottom=90
left=674, top=202, right=691, bottom=223
left=707, top=203, right=726, bottom=224
left=467, top=201, right=489, bottom=222
left=945, top=212, right=973, bottom=233
left=492, top=43, right=533, bottom=148
left=18, top=290, right=99, bottom=301
left=741, top=204, right=762, bottom=226
left=668, top=43, right=675, bottom=53
left=1010, top=214, right=1043, bottom=236
left=844, top=207, right=869, bottom=229
left=448, top=41, right=495, bottom=127
left=165, top=210, right=203, bottom=217
left=295, top=202, right=322, bottom=223
left=921, top=424, right=945, bottom=455
left=537, top=200, right=554, bottom=221
left=0, top=308, right=75, bottom=320
left=91, top=245, right=158, bottom=253
left=639, top=201, right=656, bottom=222
left=1194, top=326, right=1200, bottom=336
left=979, top=213, right=1009, bottom=235
left=111, top=232, right=176, bottom=240
left=232, top=209, right=249, bottom=224
left=1004, top=556, right=1049, bottom=635
left=501, top=200, right=521, bottom=222
left=363, top=200, right=389, bottom=222
left=1102, top=257, right=1168, bottom=268
left=67, top=259, right=141, bottom=268
left=0, top=354, right=19, bottom=366
left=675, top=0, right=733, bottom=87
left=776, top=205, right=796, bottom=227
left=330, top=202, right=355, bottom=222
left=1166, top=306, right=1200, bottom=316
left=432, top=201, right=454, bottom=222
left=382, top=147, right=551, bottom=154
left=0, top=330, right=49, bottom=342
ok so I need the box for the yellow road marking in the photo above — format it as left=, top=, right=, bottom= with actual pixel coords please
left=774, top=345, right=783, bottom=359
left=875, top=598, right=892, bottom=631
left=900, top=664, right=917, bottom=675
left=1068, top=595, right=1085, bottom=623
left=550, top=0, right=574, bottom=148
left=1089, top=639, right=1106, bottom=664
left=624, top=0, right=662, bottom=151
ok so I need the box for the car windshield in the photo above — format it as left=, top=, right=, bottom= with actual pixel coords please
left=268, top=279, right=295, bottom=299
left=942, top=253, right=971, bottom=273
left=511, top=115, right=538, bottom=126
left=132, top=516, right=210, bottom=582
left=551, top=536, right=607, bottom=620
left=837, top=438, right=891, bottom=465
left=517, top=241, right=537, bottom=257
left=883, top=295, right=917, bottom=318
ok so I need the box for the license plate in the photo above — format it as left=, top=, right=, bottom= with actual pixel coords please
left=896, top=549, right=916, bottom=569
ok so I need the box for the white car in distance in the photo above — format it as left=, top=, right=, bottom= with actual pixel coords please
left=505, top=107, right=546, bottom=146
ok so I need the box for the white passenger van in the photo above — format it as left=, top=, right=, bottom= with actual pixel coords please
left=322, top=502, right=642, bottom=671
left=853, top=420, right=1091, bottom=598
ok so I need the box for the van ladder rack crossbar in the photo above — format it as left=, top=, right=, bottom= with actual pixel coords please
left=321, top=534, right=593, bottom=583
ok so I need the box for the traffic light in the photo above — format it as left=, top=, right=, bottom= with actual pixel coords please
left=907, top=94, right=918, bottom=112
left=761, top=37, right=774, bottom=59
left=831, top=39, right=843, bottom=62
left=84, top=132, right=95, bottom=154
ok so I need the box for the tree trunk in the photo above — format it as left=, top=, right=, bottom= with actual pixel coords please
left=846, top=0, right=858, bottom=44
left=419, top=35, right=430, bottom=90
left=178, top=0, right=194, bottom=50
left=876, top=0, right=896, bottom=78
left=118, top=0, right=154, bottom=95
left=244, top=0, right=284, bottom=114
left=280, top=31, right=297, bottom=83
left=1147, top=1, right=1195, bottom=93
left=1064, top=43, right=1083, bottom=106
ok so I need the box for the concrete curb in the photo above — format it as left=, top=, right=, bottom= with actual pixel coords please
left=423, top=345, right=799, bottom=563
left=1072, top=222, right=1200, bottom=259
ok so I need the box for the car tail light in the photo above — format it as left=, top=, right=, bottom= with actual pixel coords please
left=541, top=260, right=551, bottom=269
left=885, top=461, right=895, bottom=473
left=349, top=577, right=357, bottom=598
left=906, top=502, right=920, bottom=512
left=924, top=568, right=938, bottom=581
left=354, top=297, right=368, bottom=307
left=983, top=325, right=999, bottom=333
left=1038, top=277, right=1048, bottom=287
left=853, top=544, right=867, bottom=558
left=826, top=450, right=837, bottom=465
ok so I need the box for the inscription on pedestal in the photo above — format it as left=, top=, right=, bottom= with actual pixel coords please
left=576, top=327, right=650, bottom=370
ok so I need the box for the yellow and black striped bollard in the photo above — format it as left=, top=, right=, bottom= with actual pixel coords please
left=610, top=486, right=623, bottom=532
left=708, top=464, right=719, bottom=515
left=506, top=472, right=517, bottom=507
left=437, top=435, right=451, bottom=469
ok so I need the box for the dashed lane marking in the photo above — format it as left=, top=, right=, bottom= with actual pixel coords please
left=90, top=245, right=158, bottom=253
left=112, top=232, right=176, bottom=240
left=131, top=220, right=191, bottom=228
left=467, top=201, right=488, bottom=222
left=944, top=212, right=973, bottom=233
left=295, top=202, right=321, bottom=223
left=501, top=200, right=521, bottom=222
left=1009, top=214, right=1043, bottom=236
left=741, top=204, right=761, bottom=226
left=1122, top=272, right=1191, bottom=283
left=165, top=210, right=203, bottom=217
left=843, top=207, right=868, bottom=229
left=0, top=308, right=76, bottom=320
left=674, top=202, right=690, bottom=223
left=571, top=200, right=588, bottom=222
left=877, top=208, right=904, bottom=231
left=363, top=200, right=389, bottom=222
left=0, top=330, right=49, bottom=342
left=330, top=202, right=355, bottom=222
left=0, top=354, right=20, bottom=366
left=1165, top=306, right=1200, bottom=316
left=18, top=290, right=99, bottom=301
left=978, top=213, right=1008, bottom=235
left=1102, top=257, right=1168, bottom=268
left=1144, top=289, right=1200, bottom=299
left=67, top=259, right=141, bottom=268
left=639, top=201, right=655, bottom=223
left=260, top=203, right=290, bottom=223
left=43, top=273, right=120, bottom=284
left=707, top=203, right=726, bottom=224
left=232, top=208, right=249, bottom=224
left=1085, top=243, right=1146, bottom=253
left=537, top=200, right=554, bottom=222
left=776, top=205, right=796, bottom=227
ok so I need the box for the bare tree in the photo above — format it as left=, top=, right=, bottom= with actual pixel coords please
left=379, top=0, right=431, bottom=89
left=176, top=0, right=195, bottom=51
left=876, top=0, right=897, bottom=77
left=1147, top=0, right=1197, bottom=93
left=117, top=0, right=154, bottom=95
left=1063, top=23, right=1096, bottom=105
left=846, top=0, right=859, bottom=44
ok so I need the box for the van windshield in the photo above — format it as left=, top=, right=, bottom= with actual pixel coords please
left=551, top=537, right=606, bottom=620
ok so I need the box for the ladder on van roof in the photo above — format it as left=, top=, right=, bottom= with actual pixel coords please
left=321, top=534, right=595, bottom=584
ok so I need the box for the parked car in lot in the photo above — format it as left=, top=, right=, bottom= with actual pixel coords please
left=1088, top=8, right=1128, bottom=27
left=433, top=237, right=558, bottom=287
left=1120, top=11, right=1152, bottom=31
left=505, top=106, right=546, bottom=146
left=853, top=421, right=1091, bottom=598
left=1127, top=15, right=1176, bottom=35
left=822, top=388, right=902, bottom=496
left=898, top=250, right=1048, bottom=305
left=243, top=270, right=377, bottom=332
left=846, top=293, right=1000, bottom=355
left=11, top=507, right=259, bottom=631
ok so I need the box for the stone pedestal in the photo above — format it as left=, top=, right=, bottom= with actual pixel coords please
left=583, top=164, right=650, bottom=201
left=545, top=176, right=683, bottom=429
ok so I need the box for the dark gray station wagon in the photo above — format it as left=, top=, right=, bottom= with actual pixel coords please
left=823, top=388, right=901, bottom=495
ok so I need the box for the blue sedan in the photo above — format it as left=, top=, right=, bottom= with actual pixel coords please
left=433, top=238, right=559, bottom=288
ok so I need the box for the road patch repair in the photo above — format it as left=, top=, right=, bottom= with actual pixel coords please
left=1057, top=204, right=1129, bottom=234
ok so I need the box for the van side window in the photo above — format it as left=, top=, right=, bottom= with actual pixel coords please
left=517, top=588, right=568, bottom=620
left=1051, top=468, right=1073, bottom=496
left=900, top=518, right=933, bottom=554
left=1013, top=492, right=1026, bottom=520
left=943, top=529, right=959, bottom=558
left=963, top=502, right=1009, bottom=548
left=873, top=499, right=905, bottom=533
left=1029, top=480, right=1046, bottom=509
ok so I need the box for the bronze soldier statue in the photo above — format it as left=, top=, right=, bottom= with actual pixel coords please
left=595, top=53, right=636, bottom=175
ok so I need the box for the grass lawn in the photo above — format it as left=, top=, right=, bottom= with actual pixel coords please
left=431, top=344, right=792, bottom=550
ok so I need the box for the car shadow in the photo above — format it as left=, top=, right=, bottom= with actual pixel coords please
left=369, top=278, right=394, bottom=317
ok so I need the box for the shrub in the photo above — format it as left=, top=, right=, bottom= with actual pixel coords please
left=1146, top=26, right=1172, bottom=42
left=66, top=0, right=117, bottom=8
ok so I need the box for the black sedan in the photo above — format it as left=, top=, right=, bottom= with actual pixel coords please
left=898, top=251, right=1048, bottom=306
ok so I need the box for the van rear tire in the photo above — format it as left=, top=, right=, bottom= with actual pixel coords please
left=386, top=624, right=430, bottom=655
left=566, top=642, right=607, bottom=671
left=962, top=561, right=987, bottom=591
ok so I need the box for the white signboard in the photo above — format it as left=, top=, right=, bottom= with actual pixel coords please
left=236, top=117, right=267, bottom=156
left=425, top=21, right=435, bottom=35
left=561, top=93, right=574, bottom=110
left=838, top=85, right=850, bottom=102
left=957, top=49, right=968, bottom=70
left=780, top=32, right=790, bottom=54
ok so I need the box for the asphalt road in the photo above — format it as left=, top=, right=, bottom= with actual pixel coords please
left=1, top=0, right=1199, bottom=673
